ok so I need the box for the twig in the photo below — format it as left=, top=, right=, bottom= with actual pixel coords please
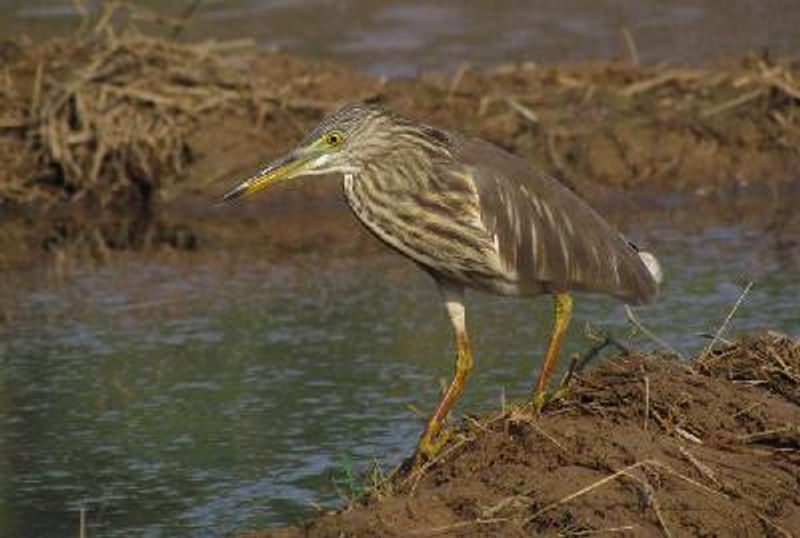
left=764, top=77, right=800, bottom=101
left=702, top=89, right=765, bottom=118
left=643, top=376, right=650, bottom=431
left=506, top=96, right=539, bottom=125
left=506, top=407, right=568, bottom=452
left=447, top=63, right=470, bottom=103
left=70, top=0, right=89, bottom=20
left=700, top=281, right=754, bottom=362
left=406, top=404, right=425, bottom=418
left=650, top=409, right=703, bottom=444
left=79, top=506, right=87, bottom=538
left=678, top=446, right=722, bottom=489
left=578, top=324, right=632, bottom=373
left=31, top=61, right=44, bottom=112
left=482, top=495, right=534, bottom=518
left=675, top=427, right=703, bottom=445
left=732, top=399, right=766, bottom=418
left=696, top=332, right=734, bottom=346
left=738, top=426, right=798, bottom=444
left=546, top=131, right=566, bottom=175
left=407, top=436, right=472, bottom=494
left=45, top=46, right=119, bottom=116
left=566, top=526, right=637, bottom=536
left=620, top=70, right=701, bottom=97
left=621, top=28, right=640, bottom=66
left=529, top=421, right=567, bottom=453
left=93, top=0, right=119, bottom=34
left=576, top=336, right=612, bottom=373
left=624, top=306, right=684, bottom=359
left=559, top=353, right=579, bottom=389
left=172, top=0, right=204, bottom=39
left=626, top=471, right=672, bottom=538
left=647, top=461, right=729, bottom=500
left=756, top=513, right=794, bottom=538
left=525, top=460, right=650, bottom=525
left=410, top=517, right=508, bottom=536
left=765, top=345, right=794, bottom=376
left=464, top=415, right=489, bottom=433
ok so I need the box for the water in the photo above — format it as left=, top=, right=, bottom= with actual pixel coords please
left=1, top=1, right=799, bottom=536
left=1, top=0, right=799, bottom=76
left=0, top=211, right=798, bottom=537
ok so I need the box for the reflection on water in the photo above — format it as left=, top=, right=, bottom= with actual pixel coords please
left=0, top=214, right=798, bottom=537
left=1, top=1, right=798, bottom=75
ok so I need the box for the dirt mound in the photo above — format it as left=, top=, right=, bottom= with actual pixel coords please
left=247, top=333, right=800, bottom=537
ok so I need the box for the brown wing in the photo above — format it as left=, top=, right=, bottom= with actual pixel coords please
left=449, top=134, right=659, bottom=305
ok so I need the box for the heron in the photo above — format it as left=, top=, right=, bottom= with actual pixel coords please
left=223, top=104, right=662, bottom=462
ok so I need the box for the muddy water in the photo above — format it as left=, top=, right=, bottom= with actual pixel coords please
left=1, top=209, right=799, bottom=537
left=1, top=1, right=799, bottom=76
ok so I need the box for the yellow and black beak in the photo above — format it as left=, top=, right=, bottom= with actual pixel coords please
left=222, top=151, right=312, bottom=202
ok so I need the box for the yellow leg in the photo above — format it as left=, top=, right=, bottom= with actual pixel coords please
left=417, top=286, right=473, bottom=462
left=532, top=292, right=573, bottom=409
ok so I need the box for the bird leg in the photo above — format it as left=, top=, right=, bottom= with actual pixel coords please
left=532, top=292, right=573, bottom=410
left=417, top=284, right=473, bottom=462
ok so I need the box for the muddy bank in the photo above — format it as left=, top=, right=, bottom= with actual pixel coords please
left=243, top=333, right=800, bottom=537
left=1, top=12, right=799, bottom=266
left=1, top=14, right=799, bottom=210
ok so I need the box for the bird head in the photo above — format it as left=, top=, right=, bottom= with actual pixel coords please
left=222, top=104, right=399, bottom=202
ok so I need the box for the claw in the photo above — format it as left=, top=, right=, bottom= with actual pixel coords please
left=415, top=424, right=452, bottom=465
left=531, top=386, right=570, bottom=413
left=531, top=389, right=550, bottom=413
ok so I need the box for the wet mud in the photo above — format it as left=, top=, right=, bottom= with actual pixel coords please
left=246, top=333, right=800, bottom=537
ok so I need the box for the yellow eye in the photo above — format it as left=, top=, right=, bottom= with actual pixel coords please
left=324, top=131, right=344, bottom=146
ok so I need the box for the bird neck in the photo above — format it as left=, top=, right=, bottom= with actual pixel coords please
left=341, top=144, right=434, bottom=221
left=367, top=141, right=447, bottom=191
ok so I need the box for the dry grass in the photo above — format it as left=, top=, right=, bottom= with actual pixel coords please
left=699, top=332, right=800, bottom=407
left=0, top=2, right=304, bottom=209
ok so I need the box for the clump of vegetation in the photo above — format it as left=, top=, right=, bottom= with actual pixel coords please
left=0, top=2, right=259, bottom=210
left=330, top=454, right=393, bottom=504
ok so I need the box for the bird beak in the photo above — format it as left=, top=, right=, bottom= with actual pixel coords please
left=222, top=151, right=312, bottom=202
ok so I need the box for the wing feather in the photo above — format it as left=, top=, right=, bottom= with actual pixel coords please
left=449, top=134, right=659, bottom=304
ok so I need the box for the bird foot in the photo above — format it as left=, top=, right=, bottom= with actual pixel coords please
left=414, top=425, right=452, bottom=466
left=531, top=386, right=569, bottom=413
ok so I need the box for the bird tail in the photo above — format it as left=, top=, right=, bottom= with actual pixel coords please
left=638, top=251, right=663, bottom=286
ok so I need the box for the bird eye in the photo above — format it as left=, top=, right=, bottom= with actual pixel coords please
left=325, top=131, right=344, bottom=146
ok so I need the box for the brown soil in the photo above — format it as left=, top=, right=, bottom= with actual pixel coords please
left=244, top=333, right=800, bottom=538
